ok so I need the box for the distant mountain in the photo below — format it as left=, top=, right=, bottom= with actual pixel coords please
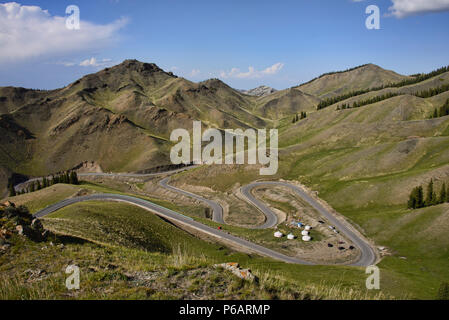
left=253, top=88, right=320, bottom=119
left=0, top=60, right=268, bottom=177
left=1, top=59, right=446, bottom=183
left=241, top=86, right=277, bottom=97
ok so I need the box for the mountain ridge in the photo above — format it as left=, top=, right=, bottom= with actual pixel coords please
left=1, top=59, right=447, bottom=193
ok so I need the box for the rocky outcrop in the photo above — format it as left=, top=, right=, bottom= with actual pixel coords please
left=214, top=262, right=257, bottom=282
left=0, top=202, right=48, bottom=246
left=241, top=86, right=277, bottom=97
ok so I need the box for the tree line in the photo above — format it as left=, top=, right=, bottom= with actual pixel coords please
left=408, top=179, right=448, bottom=209
left=336, top=92, right=399, bottom=110
left=9, top=171, right=80, bottom=197
left=335, top=84, right=449, bottom=112
left=292, top=112, right=307, bottom=123
left=415, top=83, right=449, bottom=98
left=316, top=65, right=449, bottom=110
left=430, top=98, right=449, bottom=119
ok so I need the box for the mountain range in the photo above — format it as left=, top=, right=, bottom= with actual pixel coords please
left=1, top=60, right=448, bottom=196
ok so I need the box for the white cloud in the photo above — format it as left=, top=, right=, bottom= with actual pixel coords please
left=79, top=57, right=113, bottom=68
left=0, top=2, right=127, bottom=64
left=190, top=69, right=201, bottom=77
left=388, top=0, right=449, bottom=18
left=220, top=63, right=284, bottom=79
left=261, top=62, right=284, bottom=75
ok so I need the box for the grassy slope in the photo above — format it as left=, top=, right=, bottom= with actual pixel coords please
left=296, top=64, right=410, bottom=99
left=170, top=88, right=449, bottom=298
left=1, top=194, right=387, bottom=300
left=250, top=88, right=321, bottom=120
left=279, top=89, right=449, bottom=298
left=324, top=71, right=449, bottom=112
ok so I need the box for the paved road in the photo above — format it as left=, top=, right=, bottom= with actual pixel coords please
left=241, top=184, right=278, bottom=229
left=33, top=193, right=312, bottom=265
left=159, top=177, right=225, bottom=224
left=14, top=166, right=198, bottom=192
left=25, top=168, right=376, bottom=266
left=241, top=182, right=377, bottom=267
left=78, top=166, right=198, bottom=178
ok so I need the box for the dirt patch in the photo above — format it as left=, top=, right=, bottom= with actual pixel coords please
left=242, top=184, right=361, bottom=265
left=73, top=161, right=103, bottom=173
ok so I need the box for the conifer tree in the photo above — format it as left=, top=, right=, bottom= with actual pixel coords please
left=439, top=183, right=447, bottom=204
left=408, top=187, right=418, bottom=209
left=417, top=186, right=424, bottom=208
left=69, top=171, right=79, bottom=185
left=447, top=183, right=449, bottom=203
left=426, top=179, right=436, bottom=206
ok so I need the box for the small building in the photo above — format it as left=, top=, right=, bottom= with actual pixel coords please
left=287, top=234, right=295, bottom=240
left=274, top=231, right=283, bottom=238
left=302, top=236, right=311, bottom=242
left=301, top=230, right=309, bottom=236
left=305, top=226, right=312, bottom=231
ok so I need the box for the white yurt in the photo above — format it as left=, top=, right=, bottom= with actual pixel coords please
left=305, top=225, right=312, bottom=231
left=302, top=235, right=311, bottom=242
left=274, top=231, right=283, bottom=238
left=301, top=230, right=309, bottom=236
left=287, top=234, right=295, bottom=240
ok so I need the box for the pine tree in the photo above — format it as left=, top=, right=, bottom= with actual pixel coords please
left=417, top=186, right=424, bottom=208
left=37, top=180, right=42, bottom=190
left=439, top=183, right=447, bottom=204
left=69, top=171, right=79, bottom=185
left=447, top=183, right=449, bottom=203
left=433, top=108, right=438, bottom=118
left=408, top=187, right=418, bottom=209
left=426, top=179, right=436, bottom=206
left=72, top=172, right=79, bottom=185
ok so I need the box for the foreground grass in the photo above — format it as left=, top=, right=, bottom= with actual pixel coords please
left=0, top=200, right=390, bottom=300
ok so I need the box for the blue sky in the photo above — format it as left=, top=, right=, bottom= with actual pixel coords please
left=0, top=0, right=449, bottom=90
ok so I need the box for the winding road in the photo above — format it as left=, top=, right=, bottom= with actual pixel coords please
left=159, top=177, right=224, bottom=224
left=26, top=168, right=376, bottom=266
left=240, top=182, right=376, bottom=267
left=34, top=193, right=312, bottom=265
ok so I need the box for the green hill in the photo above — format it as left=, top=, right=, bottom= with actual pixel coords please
left=1, top=191, right=383, bottom=300
left=296, top=64, right=411, bottom=99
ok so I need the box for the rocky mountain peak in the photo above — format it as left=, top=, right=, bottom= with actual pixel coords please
left=241, top=86, right=277, bottom=97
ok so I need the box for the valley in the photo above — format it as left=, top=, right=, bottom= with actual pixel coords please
left=2, top=60, right=449, bottom=300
